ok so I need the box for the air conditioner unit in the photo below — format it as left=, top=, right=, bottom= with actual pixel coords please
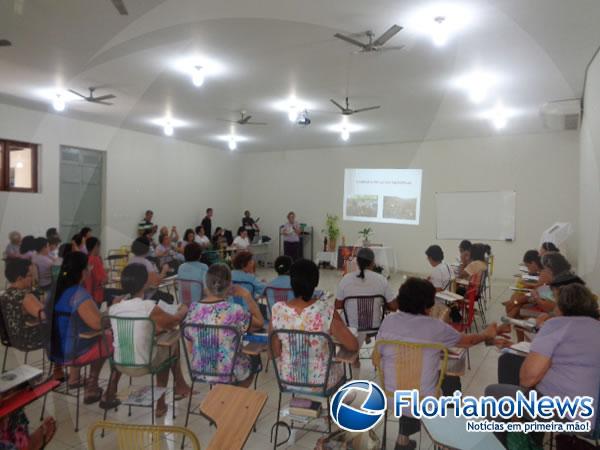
left=540, top=99, right=581, bottom=130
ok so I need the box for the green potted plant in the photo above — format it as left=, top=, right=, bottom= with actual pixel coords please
left=322, top=214, right=341, bottom=252
left=358, top=227, right=373, bottom=246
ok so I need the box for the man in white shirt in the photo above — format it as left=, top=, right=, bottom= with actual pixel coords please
left=336, top=247, right=397, bottom=335
left=102, top=263, right=190, bottom=417
left=425, top=245, right=453, bottom=292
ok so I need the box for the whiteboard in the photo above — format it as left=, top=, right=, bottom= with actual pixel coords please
left=436, top=191, right=516, bottom=241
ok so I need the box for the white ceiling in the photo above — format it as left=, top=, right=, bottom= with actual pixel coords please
left=1, top=0, right=599, bottom=152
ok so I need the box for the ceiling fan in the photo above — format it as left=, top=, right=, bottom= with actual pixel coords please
left=217, top=111, right=267, bottom=126
left=330, top=97, right=380, bottom=115
left=334, top=24, right=404, bottom=53
left=110, top=0, right=128, bottom=15
left=68, top=87, right=116, bottom=105
left=0, top=39, right=12, bottom=47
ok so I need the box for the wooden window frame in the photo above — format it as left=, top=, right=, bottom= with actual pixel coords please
left=0, top=139, right=39, bottom=193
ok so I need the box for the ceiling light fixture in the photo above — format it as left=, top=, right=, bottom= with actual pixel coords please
left=340, top=125, right=350, bottom=141
left=228, top=135, right=238, bottom=151
left=432, top=16, right=449, bottom=47
left=288, top=104, right=299, bottom=122
left=490, top=101, right=508, bottom=130
left=52, top=93, right=65, bottom=112
left=163, top=121, right=174, bottom=136
left=192, top=65, right=205, bottom=87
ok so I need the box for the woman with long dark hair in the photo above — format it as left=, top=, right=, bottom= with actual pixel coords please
left=49, top=252, right=111, bottom=403
left=335, top=247, right=397, bottom=347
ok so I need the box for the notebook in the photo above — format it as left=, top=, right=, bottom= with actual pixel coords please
left=510, top=341, right=531, bottom=354
left=0, top=365, right=43, bottom=393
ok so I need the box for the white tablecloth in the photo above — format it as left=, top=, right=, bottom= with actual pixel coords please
left=315, top=246, right=398, bottom=273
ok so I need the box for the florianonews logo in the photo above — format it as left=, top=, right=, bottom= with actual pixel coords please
left=330, top=380, right=387, bottom=432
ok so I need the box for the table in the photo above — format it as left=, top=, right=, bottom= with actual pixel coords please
left=318, top=246, right=398, bottom=273
left=249, top=242, right=271, bottom=266
left=200, top=384, right=268, bottom=450
left=316, top=251, right=337, bottom=268
left=422, top=415, right=504, bottom=450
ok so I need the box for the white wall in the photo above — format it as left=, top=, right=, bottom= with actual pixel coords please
left=239, top=132, right=579, bottom=279
left=0, top=103, right=240, bottom=253
left=578, top=51, right=600, bottom=292
left=0, top=101, right=581, bottom=281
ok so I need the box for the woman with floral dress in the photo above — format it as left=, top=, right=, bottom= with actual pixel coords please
left=184, top=264, right=263, bottom=387
left=270, top=259, right=358, bottom=391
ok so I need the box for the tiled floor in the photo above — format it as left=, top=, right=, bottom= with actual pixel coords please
left=4, top=268, right=513, bottom=449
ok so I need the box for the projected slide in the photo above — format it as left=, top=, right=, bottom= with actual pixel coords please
left=343, top=168, right=422, bottom=225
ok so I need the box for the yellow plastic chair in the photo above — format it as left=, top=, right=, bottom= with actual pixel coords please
left=88, top=420, right=201, bottom=450
left=372, top=340, right=449, bottom=450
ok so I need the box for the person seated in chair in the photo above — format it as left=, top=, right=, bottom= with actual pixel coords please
left=504, top=249, right=545, bottom=318
left=376, top=278, right=501, bottom=450
left=486, top=283, right=600, bottom=447
left=184, top=263, right=263, bottom=387
left=231, top=251, right=266, bottom=298
left=50, top=252, right=112, bottom=403
left=335, top=247, right=397, bottom=344
left=0, top=259, right=46, bottom=350
left=127, top=237, right=173, bottom=304
left=103, top=264, right=191, bottom=417
left=425, top=245, right=453, bottom=292
left=194, top=225, right=211, bottom=249
left=4, top=231, right=21, bottom=260
left=155, top=233, right=184, bottom=266
left=31, top=237, right=57, bottom=296
left=232, top=227, right=251, bottom=251
left=270, top=259, right=359, bottom=392
left=267, top=256, right=293, bottom=290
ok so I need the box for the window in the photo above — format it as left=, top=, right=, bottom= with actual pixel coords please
left=0, top=139, right=39, bottom=192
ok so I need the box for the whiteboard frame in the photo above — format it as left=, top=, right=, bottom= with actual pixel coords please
left=435, top=190, right=516, bottom=241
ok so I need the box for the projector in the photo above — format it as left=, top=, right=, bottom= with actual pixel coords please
left=297, top=111, right=311, bottom=126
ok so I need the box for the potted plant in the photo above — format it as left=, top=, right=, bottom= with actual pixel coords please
left=322, top=214, right=341, bottom=252
left=358, top=227, right=373, bottom=246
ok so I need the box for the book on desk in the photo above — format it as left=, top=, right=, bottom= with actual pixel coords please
left=289, top=397, right=322, bottom=418
left=435, top=290, right=463, bottom=303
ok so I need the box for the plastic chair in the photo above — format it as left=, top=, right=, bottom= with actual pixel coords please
left=341, top=295, right=386, bottom=334
left=233, top=280, right=256, bottom=298
left=102, top=316, right=178, bottom=425
left=180, top=323, right=244, bottom=449
left=269, top=329, right=345, bottom=449
left=176, top=279, right=204, bottom=305
left=88, top=420, right=201, bottom=450
left=264, top=287, right=294, bottom=319
left=373, top=340, right=449, bottom=450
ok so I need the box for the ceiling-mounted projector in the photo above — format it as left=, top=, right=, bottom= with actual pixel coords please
left=297, top=110, right=311, bottom=126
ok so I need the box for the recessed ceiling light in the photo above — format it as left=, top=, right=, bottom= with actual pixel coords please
left=432, top=16, right=449, bottom=47
left=481, top=101, right=512, bottom=130
left=340, top=125, right=350, bottom=141
left=288, top=103, right=299, bottom=122
left=454, top=71, right=497, bottom=104
left=163, top=121, right=174, bottom=136
left=52, top=93, right=65, bottom=112
left=408, top=4, right=474, bottom=47
left=228, top=135, right=238, bottom=150
left=191, top=66, right=205, bottom=87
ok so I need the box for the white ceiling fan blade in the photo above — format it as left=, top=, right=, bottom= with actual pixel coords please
left=353, top=106, right=381, bottom=113
left=245, top=122, right=268, bottom=126
left=333, top=33, right=368, bottom=50
left=330, top=99, right=346, bottom=111
left=216, top=119, right=237, bottom=123
left=372, top=25, right=402, bottom=47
